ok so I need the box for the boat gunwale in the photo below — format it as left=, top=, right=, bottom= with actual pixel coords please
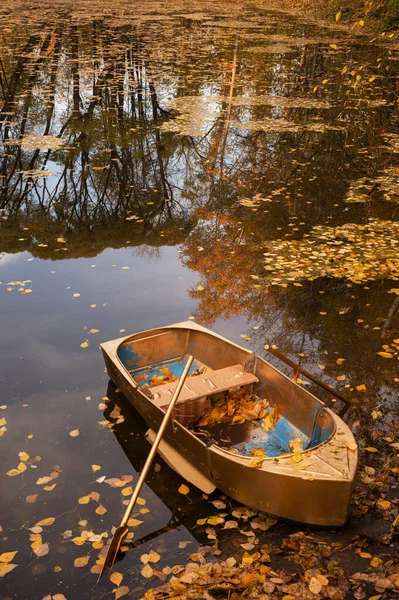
left=101, top=321, right=353, bottom=465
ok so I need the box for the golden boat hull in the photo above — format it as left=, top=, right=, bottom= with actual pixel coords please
left=101, top=321, right=358, bottom=526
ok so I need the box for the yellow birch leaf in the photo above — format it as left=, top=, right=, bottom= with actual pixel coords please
left=19, top=451, right=29, bottom=461
left=43, top=483, right=57, bottom=491
left=80, top=342, right=89, bottom=349
left=114, top=586, right=129, bottom=599
left=95, top=504, right=107, bottom=515
left=74, top=555, right=89, bottom=567
left=127, top=518, right=143, bottom=527
left=34, top=542, right=49, bottom=557
left=121, top=486, right=133, bottom=497
left=91, top=465, right=101, bottom=472
left=35, top=517, right=55, bottom=526
left=78, top=495, right=91, bottom=505
left=6, top=468, right=23, bottom=477
left=0, top=551, right=18, bottom=564
left=377, top=352, right=393, bottom=358
left=26, top=494, right=38, bottom=503
left=356, top=384, right=366, bottom=392
left=136, top=497, right=146, bottom=505
left=141, top=564, right=154, bottom=578
left=0, top=563, right=18, bottom=577
left=71, top=537, right=86, bottom=546
left=335, top=10, right=342, bottom=22
left=365, top=447, right=378, bottom=452
left=148, top=550, right=161, bottom=563
left=110, top=572, right=123, bottom=586
left=69, top=429, right=79, bottom=437
left=178, top=484, right=189, bottom=495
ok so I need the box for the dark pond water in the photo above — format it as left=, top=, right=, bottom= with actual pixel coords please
left=0, top=1, right=398, bottom=598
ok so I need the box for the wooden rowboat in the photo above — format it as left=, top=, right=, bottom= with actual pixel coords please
left=101, top=321, right=358, bottom=526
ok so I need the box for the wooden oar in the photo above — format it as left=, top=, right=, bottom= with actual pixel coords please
left=98, top=354, right=195, bottom=581
left=264, top=344, right=359, bottom=416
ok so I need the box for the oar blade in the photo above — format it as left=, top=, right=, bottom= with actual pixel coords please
left=98, top=524, right=129, bottom=581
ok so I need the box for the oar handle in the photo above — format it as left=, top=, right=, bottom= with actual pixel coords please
left=264, top=344, right=358, bottom=407
left=120, top=355, right=194, bottom=527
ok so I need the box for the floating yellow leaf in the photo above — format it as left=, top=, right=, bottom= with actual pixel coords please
left=178, top=484, right=190, bottom=495
left=26, top=494, right=38, bottom=503
left=141, top=563, right=154, bottom=578
left=114, top=586, right=129, bottom=599
left=121, top=486, right=133, bottom=497
left=89, top=329, right=99, bottom=334
left=127, top=518, right=143, bottom=527
left=35, top=517, right=55, bottom=527
left=18, top=451, right=29, bottom=461
left=110, top=572, right=123, bottom=586
left=0, top=552, right=17, bottom=564
left=74, top=555, right=89, bottom=568
left=80, top=341, right=89, bottom=349
left=0, top=563, right=18, bottom=577
left=78, top=495, right=91, bottom=505
left=95, top=504, right=107, bottom=515
left=6, top=468, right=23, bottom=477
left=69, top=428, right=79, bottom=437
left=43, top=483, right=57, bottom=491
left=34, top=542, right=49, bottom=557
left=377, top=352, right=393, bottom=358
left=57, top=238, right=65, bottom=243
left=92, top=465, right=101, bottom=472
left=72, top=537, right=86, bottom=546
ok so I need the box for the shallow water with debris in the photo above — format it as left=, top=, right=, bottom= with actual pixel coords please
left=0, top=1, right=398, bottom=598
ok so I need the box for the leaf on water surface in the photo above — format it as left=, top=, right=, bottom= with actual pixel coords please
left=0, top=563, right=18, bottom=577
left=141, top=563, right=154, bottom=578
left=26, top=494, right=38, bottom=503
left=110, top=572, right=123, bottom=586
left=19, top=451, right=29, bottom=461
left=178, top=484, right=190, bottom=495
left=34, top=543, right=49, bottom=557
left=127, top=518, right=143, bottom=527
left=35, top=517, right=55, bottom=526
left=74, top=555, right=89, bottom=568
left=104, top=478, right=126, bottom=487
left=37, top=476, right=53, bottom=485
left=69, top=429, right=79, bottom=437
left=44, top=484, right=57, bottom=491
left=78, top=495, right=91, bottom=505
left=89, top=329, right=99, bottom=334
left=0, top=552, right=17, bottom=564
left=95, top=504, right=107, bottom=515
left=73, top=293, right=80, bottom=298
left=0, top=417, right=6, bottom=427
left=80, top=342, right=89, bottom=348
left=377, top=352, right=393, bottom=358
left=240, top=334, right=251, bottom=341
left=90, top=491, right=100, bottom=502
left=114, top=586, right=129, bottom=599
left=148, top=550, right=161, bottom=563
left=6, top=468, right=24, bottom=476
left=72, top=537, right=86, bottom=546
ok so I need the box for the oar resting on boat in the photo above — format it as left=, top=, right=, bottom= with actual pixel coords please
left=101, top=321, right=358, bottom=527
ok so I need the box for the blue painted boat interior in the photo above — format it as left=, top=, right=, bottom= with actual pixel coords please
left=129, top=355, right=205, bottom=387
left=117, top=344, right=330, bottom=457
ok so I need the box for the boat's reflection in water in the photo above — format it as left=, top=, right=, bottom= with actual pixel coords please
left=103, top=381, right=218, bottom=564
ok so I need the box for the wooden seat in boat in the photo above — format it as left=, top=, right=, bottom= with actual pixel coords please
left=149, top=364, right=258, bottom=409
